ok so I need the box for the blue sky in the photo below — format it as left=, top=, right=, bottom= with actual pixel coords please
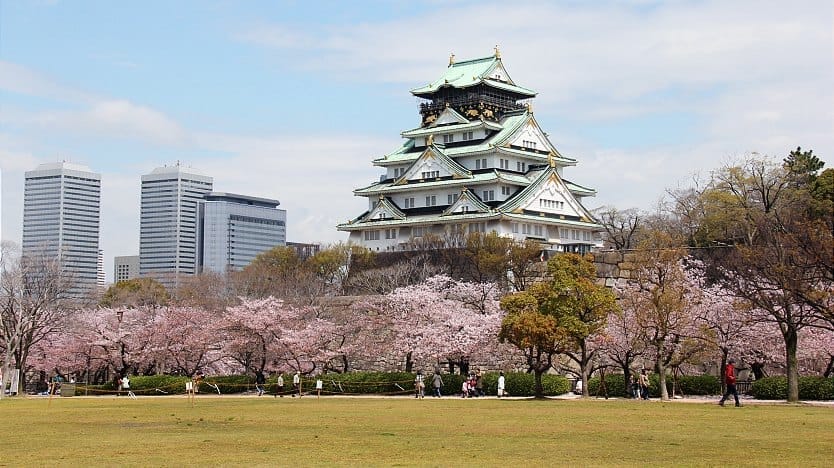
left=1, top=0, right=832, bottom=281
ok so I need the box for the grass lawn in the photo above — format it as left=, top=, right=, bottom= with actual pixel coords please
left=1, top=395, right=832, bottom=466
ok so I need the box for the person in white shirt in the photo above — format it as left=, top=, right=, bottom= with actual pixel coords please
left=315, top=378, right=323, bottom=398
left=293, top=372, right=301, bottom=398
left=497, top=371, right=506, bottom=398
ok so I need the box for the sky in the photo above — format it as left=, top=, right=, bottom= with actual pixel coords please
left=1, top=0, right=832, bottom=282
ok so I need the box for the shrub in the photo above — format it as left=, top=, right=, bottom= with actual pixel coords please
left=587, top=374, right=628, bottom=397
left=675, top=375, right=721, bottom=396
left=799, top=377, right=834, bottom=400
left=128, top=375, right=190, bottom=395
left=751, top=376, right=834, bottom=400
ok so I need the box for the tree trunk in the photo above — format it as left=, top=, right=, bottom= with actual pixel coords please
left=580, top=366, right=590, bottom=398
left=823, top=355, right=834, bottom=379
left=404, top=351, right=413, bottom=373
left=533, top=368, right=544, bottom=398
left=785, top=327, right=799, bottom=403
left=658, top=359, right=669, bottom=401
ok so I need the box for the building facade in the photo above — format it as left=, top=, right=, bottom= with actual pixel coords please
left=197, top=192, right=286, bottom=273
left=338, top=51, right=603, bottom=253
left=22, top=162, right=101, bottom=297
left=139, top=164, right=213, bottom=289
left=114, top=255, right=140, bottom=282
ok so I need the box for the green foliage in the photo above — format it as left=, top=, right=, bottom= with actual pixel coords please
left=674, top=375, right=721, bottom=395
left=484, top=373, right=570, bottom=397
left=588, top=373, right=628, bottom=397
left=751, top=377, right=790, bottom=400
left=100, top=277, right=169, bottom=308
left=592, top=374, right=722, bottom=397
left=751, top=376, right=834, bottom=400
left=320, top=372, right=417, bottom=395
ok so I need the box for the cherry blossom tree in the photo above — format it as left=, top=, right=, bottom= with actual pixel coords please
left=222, top=297, right=338, bottom=375
left=599, top=293, right=646, bottom=395
left=383, top=275, right=504, bottom=374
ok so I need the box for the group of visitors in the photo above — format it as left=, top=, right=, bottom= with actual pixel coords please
left=417, top=369, right=506, bottom=398
left=629, top=369, right=650, bottom=400
left=461, top=369, right=485, bottom=398
left=252, top=370, right=303, bottom=397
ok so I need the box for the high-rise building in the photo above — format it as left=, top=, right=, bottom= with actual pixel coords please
left=139, top=164, right=213, bottom=289
left=114, top=255, right=140, bottom=282
left=97, top=249, right=106, bottom=290
left=338, top=50, right=602, bottom=253
left=198, top=192, right=286, bottom=273
left=22, top=162, right=101, bottom=297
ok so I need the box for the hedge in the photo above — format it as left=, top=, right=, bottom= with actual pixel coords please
left=588, top=374, right=720, bottom=398
left=751, top=376, right=834, bottom=400
left=71, top=371, right=573, bottom=397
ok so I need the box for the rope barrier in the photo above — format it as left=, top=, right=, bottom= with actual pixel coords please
left=71, top=377, right=425, bottom=396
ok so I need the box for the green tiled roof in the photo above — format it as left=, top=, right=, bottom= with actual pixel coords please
left=563, top=179, right=597, bottom=196
left=375, top=111, right=529, bottom=165
left=401, top=119, right=503, bottom=138
left=355, top=171, right=501, bottom=195
left=411, top=56, right=536, bottom=97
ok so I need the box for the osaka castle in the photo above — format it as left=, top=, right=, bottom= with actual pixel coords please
left=338, top=49, right=603, bottom=253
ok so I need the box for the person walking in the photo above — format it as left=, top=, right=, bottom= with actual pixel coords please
left=275, top=373, right=284, bottom=398
left=292, top=371, right=301, bottom=398
left=638, top=369, right=650, bottom=400
left=315, top=378, right=323, bottom=398
left=432, top=371, right=443, bottom=398
left=414, top=370, right=425, bottom=399
left=719, top=359, right=741, bottom=407
left=475, top=369, right=484, bottom=397
left=255, top=370, right=266, bottom=396
left=497, top=371, right=506, bottom=398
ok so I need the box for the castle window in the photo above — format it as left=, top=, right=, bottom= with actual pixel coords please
left=425, top=195, right=437, bottom=206
left=447, top=193, right=459, bottom=204
left=364, top=230, right=380, bottom=241
left=462, top=131, right=474, bottom=141
left=421, top=170, right=439, bottom=179
left=443, top=134, right=454, bottom=143
left=404, top=197, right=415, bottom=209
left=482, top=190, right=494, bottom=201
left=385, top=228, right=397, bottom=239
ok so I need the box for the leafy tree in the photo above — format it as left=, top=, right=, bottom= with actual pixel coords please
left=100, top=277, right=169, bottom=308
left=500, top=292, right=566, bottom=398
left=538, top=254, right=619, bottom=397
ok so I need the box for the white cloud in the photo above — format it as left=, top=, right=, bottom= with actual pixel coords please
left=0, top=61, right=95, bottom=104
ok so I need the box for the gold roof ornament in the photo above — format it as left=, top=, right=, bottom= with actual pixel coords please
left=494, top=45, right=501, bottom=59
left=449, top=53, right=455, bottom=66
left=526, top=102, right=533, bottom=114
left=426, top=134, right=434, bottom=145
left=548, top=151, right=556, bottom=168
left=379, top=194, right=385, bottom=201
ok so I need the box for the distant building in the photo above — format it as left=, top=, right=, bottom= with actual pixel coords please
left=197, top=192, right=286, bottom=273
left=114, top=255, right=139, bottom=282
left=22, top=162, right=101, bottom=298
left=338, top=50, right=602, bottom=253
left=97, top=249, right=106, bottom=290
left=287, top=242, right=320, bottom=261
left=139, top=164, right=213, bottom=289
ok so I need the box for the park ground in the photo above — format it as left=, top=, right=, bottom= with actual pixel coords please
left=1, top=395, right=833, bottom=466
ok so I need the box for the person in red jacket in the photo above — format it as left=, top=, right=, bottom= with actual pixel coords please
left=719, top=359, right=741, bottom=407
